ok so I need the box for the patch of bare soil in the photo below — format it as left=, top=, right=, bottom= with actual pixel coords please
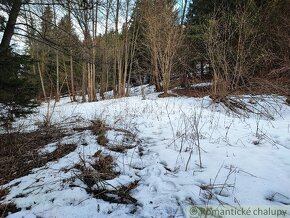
left=0, top=128, right=76, bottom=186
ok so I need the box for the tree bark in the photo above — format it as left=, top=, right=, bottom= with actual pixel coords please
left=82, top=63, right=87, bottom=102
left=0, top=0, right=22, bottom=53
left=56, top=50, right=60, bottom=102
left=37, top=62, right=47, bottom=102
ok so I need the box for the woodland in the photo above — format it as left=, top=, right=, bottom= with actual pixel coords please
left=1, top=1, right=290, bottom=217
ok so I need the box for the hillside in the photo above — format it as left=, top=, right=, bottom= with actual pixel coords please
left=1, top=86, right=290, bottom=218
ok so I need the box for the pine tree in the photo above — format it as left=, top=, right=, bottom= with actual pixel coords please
left=127, top=0, right=151, bottom=87
left=0, top=0, right=39, bottom=127
left=0, top=50, right=39, bottom=127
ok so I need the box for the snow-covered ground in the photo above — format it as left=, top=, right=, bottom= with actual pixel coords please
left=1, top=86, right=290, bottom=218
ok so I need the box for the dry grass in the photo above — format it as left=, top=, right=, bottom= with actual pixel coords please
left=91, top=120, right=139, bottom=153
left=286, top=97, right=290, bottom=105
left=74, top=151, right=138, bottom=205
left=0, top=127, right=77, bottom=216
left=0, top=188, right=9, bottom=201
left=92, top=151, right=119, bottom=180
left=75, top=151, right=119, bottom=185
left=0, top=188, right=19, bottom=218
left=88, top=181, right=139, bottom=205
left=0, top=203, right=19, bottom=218
left=91, top=119, right=107, bottom=136
left=90, top=119, right=109, bottom=146
left=97, top=134, right=109, bottom=146
left=0, top=128, right=76, bottom=186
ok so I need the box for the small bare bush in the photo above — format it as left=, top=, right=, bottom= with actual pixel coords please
left=204, top=3, right=262, bottom=102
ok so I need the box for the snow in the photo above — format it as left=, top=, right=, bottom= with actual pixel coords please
left=38, top=142, right=58, bottom=155
left=1, top=86, right=290, bottom=217
left=190, top=82, right=212, bottom=88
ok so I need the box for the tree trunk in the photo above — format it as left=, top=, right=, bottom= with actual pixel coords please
left=67, top=1, right=76, bottom=102
left=70, top=53, right=76, bottom=101
left=91, top=2, right=97, bottom=102
left=63, top=55, right=72, bottom=102
left=0, top=0, right=22, bottom=53
left=153, top=56, right=162, bottom=92
left=37, top=62, right=47, bottom=102
left=87, top=63, right=92, bottom=102
left=113, top=0, right=120, bottom=97
left=82, top=63, right=87, bottom=102
left=56, top=51, right=60, bottom=102
left=113, top=50, right=117, bottom=97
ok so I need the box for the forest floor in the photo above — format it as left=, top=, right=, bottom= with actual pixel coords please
left=1, top=85, right=290, bottom=218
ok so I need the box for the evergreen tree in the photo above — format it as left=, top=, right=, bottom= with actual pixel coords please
left=57, top=14, right=79, bottom=51
left=0, top=0, right=39, bottom=127
left=184, top=0, right=271, bottom=79
left=0, top=50, right=39, bottom=127
left=128, top=0, right=151, bottom=85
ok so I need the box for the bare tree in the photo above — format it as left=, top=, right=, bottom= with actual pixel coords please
left=142, top=0, right=183, bottom=95
left=117, top=0, right=132, bottom=97
left=204, top=3, right=260, bottom=102
left=67, top=0, right=76, bottom=102
left=71, top=0, right=98, bottom=102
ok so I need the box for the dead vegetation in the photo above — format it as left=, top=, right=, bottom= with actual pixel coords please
left=92, top=150, right=120, bottom=180
left=173, top=85, right=211, bottom=98
left=0, top=203, right=20, bottom=218
left=158, top=92, right=178, bottom=98
left=72, top=120, right=141, bottom=205
left=90, top=119, right=140, bottom=153
left=198, top=166, right=237, bottom=205
left=89, top=181, right=139, bottom=205
left=0, top=188, right=8, bottom=201
left=106, top=129, right=140, bottom=153
left=74, top=150, right=138, bottom=206
left=170, top=76, right=290, bottom=117
left=75, top=150, right=119, bottom=186
left=0, top=188, right=19, bottom=217
left=0, top=128, right=76, bottom=186
left=91, top=120, right=107, bottom=136
left=286, top=97, right=290, bottom=105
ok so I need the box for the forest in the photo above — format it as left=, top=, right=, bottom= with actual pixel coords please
left=0, top=0, right=290, bottom=217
